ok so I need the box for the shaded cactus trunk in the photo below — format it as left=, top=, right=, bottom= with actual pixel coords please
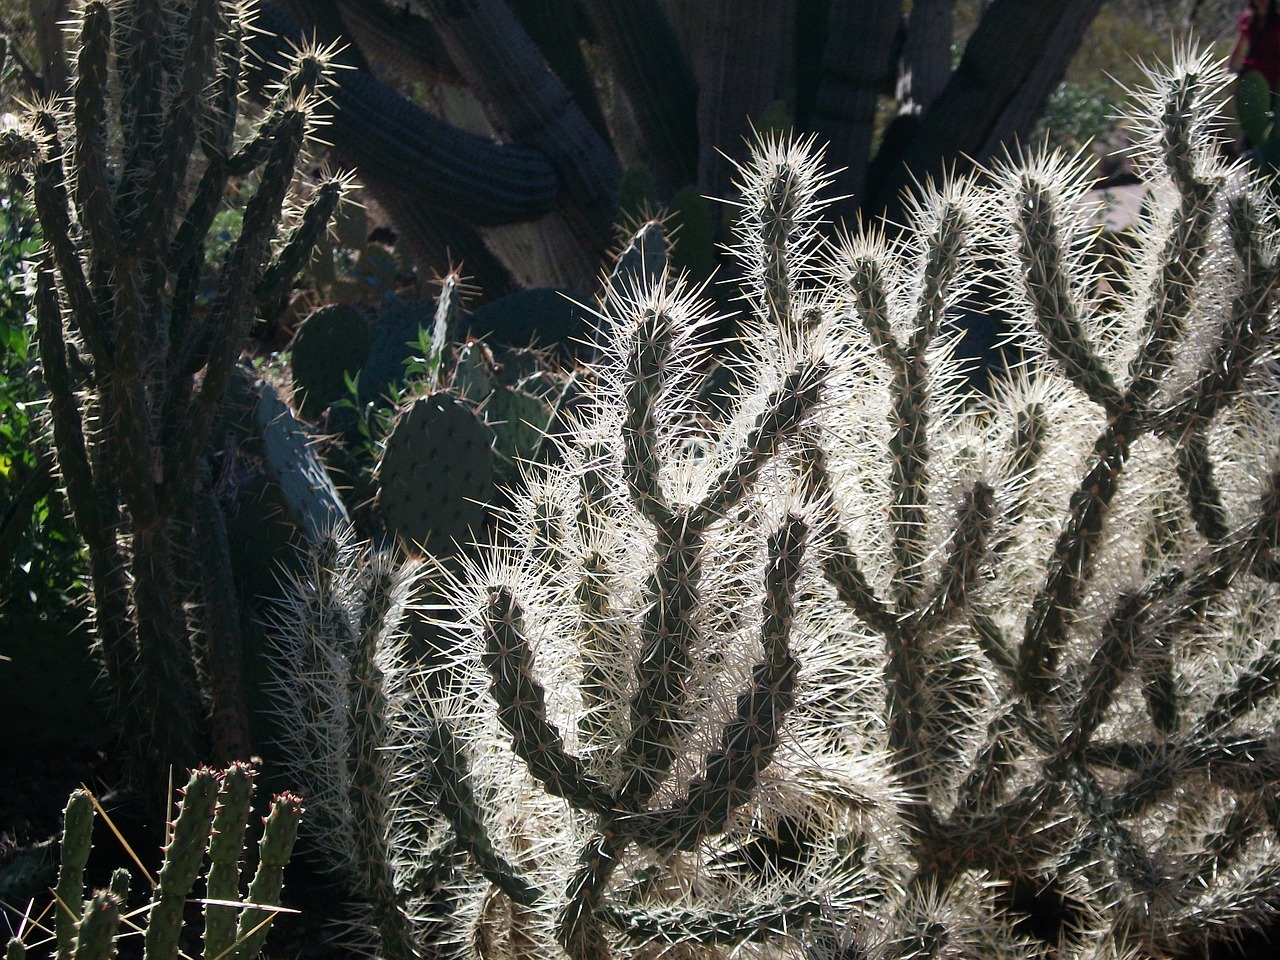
left=0, top=1, right=345, bottom=773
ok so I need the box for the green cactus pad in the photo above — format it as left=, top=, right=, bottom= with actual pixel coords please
left=378, top=393, right=494, bottom=555
left=360, top=300, right=434, bottom=407
left=489, top=345, right=549, bottom=390
left=1237, top=70, right=1273, bottom=149
left=451, top=340, right=499, bottom=402
left=485, top=386, right=553, bottom=476
left=290, top=304, right=369, bottom=419
left=462, top=287, right=593, bottom=354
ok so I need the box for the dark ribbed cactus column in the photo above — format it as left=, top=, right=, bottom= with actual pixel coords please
left=0, top=1, right=346, bottom=773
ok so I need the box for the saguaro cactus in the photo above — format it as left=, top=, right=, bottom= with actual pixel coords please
left=266, top=50, right=1280, bottom=960
left=0, top=0, right=346, bottom=768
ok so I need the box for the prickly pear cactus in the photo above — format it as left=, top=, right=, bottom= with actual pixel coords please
left=443, top=339, right=564, bottom=477
left=359, top=300, right=435, bottom=407
left=462, top=286, right=593, bottom=353
left=290, top=304, right=369, bottom=419
left=377, top=393, right=494, bottom=555
left=451, top=339, right=500, bottom=403
left=1237, top=69, right=1280, bottom=171
left=483, top=385, right=554, bottom=478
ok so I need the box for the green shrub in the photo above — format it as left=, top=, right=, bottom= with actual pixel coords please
left=0, top=191, right=83, bottom=617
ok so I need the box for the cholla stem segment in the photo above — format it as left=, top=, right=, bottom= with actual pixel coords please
left=146, top=770, right=221, bottom=960
left=267, top=524, right=431, bottom=957
left=622, top=307, right=676, bottom=530
left=55, top=791, right=95, bottom=960
left=204, top=763, right=257, bottom=960
left=483, top=588, right=614, bottom=812
left=1012, top=175, right=1124, bottom=415
left=624, top=516, right=804, bottom=853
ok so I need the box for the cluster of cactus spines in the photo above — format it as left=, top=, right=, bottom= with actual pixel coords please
left=261, top=49, right=1280, bottom=959
left=7, top=765, right=302, bottom=960
left=0, top=0, right=346, bottom=766
left=266, top=522, right=428, bottom=957
left=429, top=272, right=464, bottom=387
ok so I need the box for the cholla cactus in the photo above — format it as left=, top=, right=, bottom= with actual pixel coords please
left=0, top=0, right=348, bottom=767
left=271, top=50, right=1280, bottom=960
left=266, top=523, right=434, bottom=957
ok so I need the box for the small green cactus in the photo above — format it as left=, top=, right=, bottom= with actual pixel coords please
left=11, top=766, right=303, bottom=960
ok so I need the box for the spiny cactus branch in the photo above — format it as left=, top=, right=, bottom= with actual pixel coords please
left=483, top=588, right=614, bottom=812
left=7, top=0, right=344, bottom=773
left=258, top=49, right=1280, bottom=960
left=623, top=516, right=804, bottom=853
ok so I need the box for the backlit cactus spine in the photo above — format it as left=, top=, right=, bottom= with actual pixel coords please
left=267, top=522, right=430, bottom=958
left=800, top=50, right=1280, bottom=956
left=0, top=0, right=347, bottom=768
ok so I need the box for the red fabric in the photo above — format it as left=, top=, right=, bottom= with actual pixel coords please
left=1240, top=9, right=1280, bottom=90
